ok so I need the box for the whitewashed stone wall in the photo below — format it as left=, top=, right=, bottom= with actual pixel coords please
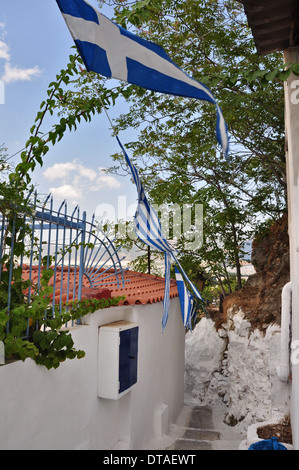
left=184, top=309, right=291, bottom=433
left=184, top=317, right=227, bottom=404
left=0, top=299, right=185, bottom=450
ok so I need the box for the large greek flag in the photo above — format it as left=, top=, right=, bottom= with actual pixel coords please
left=55, top=0, right=206, bottom=328
left=56, top=0, right=229, bottom=156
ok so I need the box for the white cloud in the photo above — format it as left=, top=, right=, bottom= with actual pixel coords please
left=0, top=40, right=10, bottom=61
left=43, top=162, right=78, bottom=181
left=2, top=62, right=42, bottom=84
left=43, top=161, right=122, bottom=206
left=43, top=161, right=97, bottom=182
left=44, top=161, right=121, bottom=191
left=0, top=23, right=7, bottom=41
left=91, top=174, right=122, bottom=191
left=77, top=165, right=97, bottom=181
left=0, top=23, right=42, bottom=84
left=49, top=184, right=82, bottom=204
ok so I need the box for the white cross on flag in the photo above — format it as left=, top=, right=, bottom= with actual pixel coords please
left=56, top=0, right=229, bottom=156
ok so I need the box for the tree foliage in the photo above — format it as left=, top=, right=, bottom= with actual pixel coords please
left=2, top=0, right=289, bottom=306
left=92, top=0, right=288, bottom=294
left=0, top=55, right=124, bottom=368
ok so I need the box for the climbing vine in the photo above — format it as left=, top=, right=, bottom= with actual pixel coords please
left=0, top=52, right=124, bottom=369
left=0, top=254, right=124, bottom=369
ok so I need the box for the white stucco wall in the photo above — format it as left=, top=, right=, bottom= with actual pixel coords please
left=184, top=312, right=291, bottom=436
left=284, top=49, right=299, bottom=449
left=0, top=297, right=185, bottom=450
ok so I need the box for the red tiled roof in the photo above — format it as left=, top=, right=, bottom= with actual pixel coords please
left=21, top=265, right=178, bottom=306
left=112, top=270, right=178, bottom=306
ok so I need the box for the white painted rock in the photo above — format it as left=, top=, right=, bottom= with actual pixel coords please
left=184, top=317, right=226, bottom=403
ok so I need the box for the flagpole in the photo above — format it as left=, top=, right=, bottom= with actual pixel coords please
left=91, top=79, right=116, bottom=133
left=147, top=245, right=151, bottom=275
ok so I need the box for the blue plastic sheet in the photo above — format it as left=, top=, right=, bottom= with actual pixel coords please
left=249, top=437, right=287, bottom=450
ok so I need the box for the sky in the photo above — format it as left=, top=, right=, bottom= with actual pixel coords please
left=0, top=0, right=139, bottom=225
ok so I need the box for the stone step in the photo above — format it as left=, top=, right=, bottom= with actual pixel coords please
left=188, top=406, right=214, bottom=429
left=166, top=405, right=243, bottom=451
left=183, top=428, right=220, bottom=441
left=170, top=438, right=213, bottom=450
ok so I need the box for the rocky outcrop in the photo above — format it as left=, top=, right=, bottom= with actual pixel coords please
left=223, top=214, right=289, bottom=330
left=185, top=318, right=227, bottom=402
left=224, top=311, right=290, bottom=429
left=184, top=311, right=291, bottom=432
left=184, top=215, right=291, bottom=431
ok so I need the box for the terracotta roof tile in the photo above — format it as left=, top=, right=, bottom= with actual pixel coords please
left=20, top=265, right=178, bottom=306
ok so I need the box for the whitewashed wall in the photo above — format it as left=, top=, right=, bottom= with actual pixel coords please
left=284, top=49, right=299, bottom=449
left=0, top=298, right=184, bottom=450
left=185, top=312, right=291, bottom=435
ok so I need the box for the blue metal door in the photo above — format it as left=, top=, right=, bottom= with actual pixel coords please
left=119, top=327, right=138, bottom=393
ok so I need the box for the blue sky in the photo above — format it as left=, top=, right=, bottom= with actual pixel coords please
left=0, top=0, right=138, bottom=223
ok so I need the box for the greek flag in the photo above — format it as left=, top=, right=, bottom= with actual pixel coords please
left=55, top=0, right=206, bottom=328
left=175, top=267, right=197, bottom=330
left=55, top=0, right=229, bottom=156
left=116, top=138, right=202, bottom=329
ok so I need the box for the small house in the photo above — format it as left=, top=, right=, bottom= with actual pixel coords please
left=0, top=267, right=185, bottom=450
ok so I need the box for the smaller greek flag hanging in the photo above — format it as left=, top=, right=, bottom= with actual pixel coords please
left=116, top=138, right=203, bottom=330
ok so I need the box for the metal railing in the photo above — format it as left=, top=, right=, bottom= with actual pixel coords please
left=0, top=192, right=126, bottom=324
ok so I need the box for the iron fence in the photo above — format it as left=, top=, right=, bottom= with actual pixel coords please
left=0, top=192, right=126, bottom=327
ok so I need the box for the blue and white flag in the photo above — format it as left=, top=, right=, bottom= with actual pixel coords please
left=116, top=137, right=202, bottom=330
left=55, top=0, right=229, bottom=156
left=55, top=0, right=205, bottom=329
left=175, top=267, right=197, bottom=330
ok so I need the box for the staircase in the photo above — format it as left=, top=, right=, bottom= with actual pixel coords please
left=166, top=404, right=245, bottom=451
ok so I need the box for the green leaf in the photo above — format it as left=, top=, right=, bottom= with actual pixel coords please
left=265, top=69, right=278, bottom=81
left=278, top=68, right=292, bottom=81
left=292, top=63, right=299, bottom=76
left=33, top=330, right=44, bottom=343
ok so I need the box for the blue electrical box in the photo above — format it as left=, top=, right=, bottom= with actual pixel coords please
left=98, top=321, right=139, bottom=399
left=119, top=326, right=138, bottom=393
